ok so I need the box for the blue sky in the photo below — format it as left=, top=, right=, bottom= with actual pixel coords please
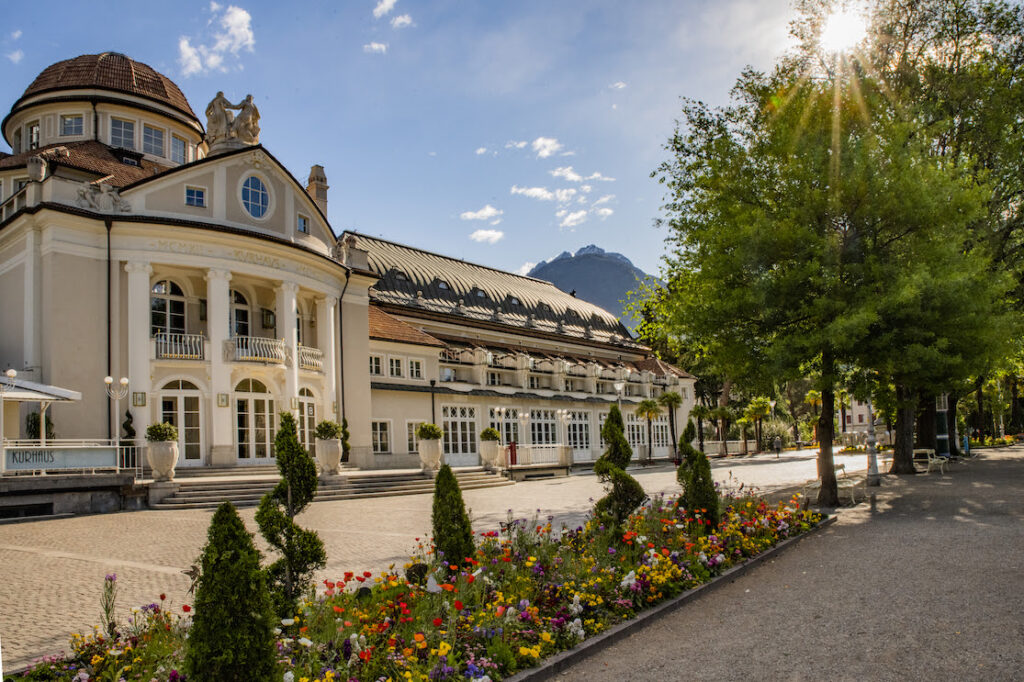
left=0, top=0, right=796, bottom=276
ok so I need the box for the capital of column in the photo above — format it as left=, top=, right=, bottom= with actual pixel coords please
left=124, top=261, right=153, bottom=276
left=205, top=268, right=232, bottom=283
left=276, top=281, right=300, bottom=296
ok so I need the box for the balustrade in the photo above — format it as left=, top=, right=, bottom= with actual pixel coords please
left=154, top=332, right=206, bottom=360
left=298, top=345, right=325, bottom=372
left=226, top=335, right=287, bottom=364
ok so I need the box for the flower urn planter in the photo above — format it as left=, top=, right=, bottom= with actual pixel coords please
left=418, top=438, right=442, bottom=471
left=147, top=441, right=179, bottom=482
left=316, top=438, right=343, bottom=475
left=479, top=441, right=502, bottom=470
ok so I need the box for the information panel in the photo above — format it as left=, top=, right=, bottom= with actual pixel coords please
left=4, top=447, right=118, bottom=472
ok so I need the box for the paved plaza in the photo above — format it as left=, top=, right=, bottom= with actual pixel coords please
left=2, top=450, right=872, bottom=672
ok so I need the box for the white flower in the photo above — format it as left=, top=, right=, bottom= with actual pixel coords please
left=619, top=570, right=637, bottom=589
left=298, top=637, right=313, bottom=647
left=281, top=618, right=295, bottom=626
left=273, top=627, right=282, bottom=635
left=569, top=593, right=583, bottom=616
left=283, top=672, right=295, bottom=682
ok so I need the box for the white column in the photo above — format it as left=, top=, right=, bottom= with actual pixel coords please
left=124, top=261, right=152, bottom=447
left=315, top=295, right=337, bottom=419
left=206, top=268, right=233, bottom=466
left=276, top=281, right=299, bottom=416
left=22, top=229, right=37, bottom=376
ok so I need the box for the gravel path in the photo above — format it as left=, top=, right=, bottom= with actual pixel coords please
left=556, top=448, right=1024, bottom=682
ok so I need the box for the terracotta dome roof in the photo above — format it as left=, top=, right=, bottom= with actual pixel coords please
left=16, top=52, right=199, bottom=125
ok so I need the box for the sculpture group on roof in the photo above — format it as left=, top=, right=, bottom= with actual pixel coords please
left=205, top=92, right=260, bottom=149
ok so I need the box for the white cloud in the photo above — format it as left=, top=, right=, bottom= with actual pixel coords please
left=505, top=140, right=528, bottom=149
left=593, top=194, right=615, bottom=206
left=461, top=204, right=503, bottom=221
left=587, top=171, right=615, bottom=182
left=516, top=262, right=536, bottom=276
left=178, top=4, right=254, bottom=76
left=475, top=147, right=488, bottom=155
left=532, top=137, right=563, bottom=158
left=559, top=210, right=588, bottom=228
left=6, top=49, right=24, bottom=64
left=470, top=229, right=504, bottom=244
left=373, top=0, right=397, bottom=18
left=550, top=166, right=615, bottom=183
left=391, top=13, right=412, bottom=28
left=511, top=185, right=554, bottom=201
left=10, top=30, right=22, bottom=40
left=580, top=184, right=592, bottom=194
left=595, top=207, right=614, bottom=218
left=363, top=42, right=388, bottom=54
left=555, top=188, right=577, bottom=204
left=610, top=81, right=627, bottom=89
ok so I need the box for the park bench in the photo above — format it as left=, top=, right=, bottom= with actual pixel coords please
left=912, top=448, right=946, bottom=474
left=803, top=463, right=860, bottom=505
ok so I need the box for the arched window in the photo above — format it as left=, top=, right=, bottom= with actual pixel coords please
left=235, top=379, right=275, bottom=460
left=231, top=290, right=250, bottom=337
left=297, top=387, right=316, bottom=453
left=160, top=380, right=202, bottom=464
left=151, top=280, right=186, bottom=336
left=241, top=176, right=269, bottom=218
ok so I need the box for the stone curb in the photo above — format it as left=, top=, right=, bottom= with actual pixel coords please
left=506, top=514, right=839, bottom=681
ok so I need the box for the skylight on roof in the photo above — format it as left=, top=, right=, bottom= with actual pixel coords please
left=438, top=280, right=450, bottom=290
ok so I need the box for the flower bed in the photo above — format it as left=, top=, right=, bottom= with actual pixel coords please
left=16, top=493, right=820, bottom=681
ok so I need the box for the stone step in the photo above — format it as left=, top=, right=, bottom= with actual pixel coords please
left=162, top=474, right=504, bottom=502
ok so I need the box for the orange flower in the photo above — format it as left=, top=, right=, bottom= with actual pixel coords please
left=414, top=633, right=425, bottom=642
left=440, top=583, right=455, bottom=592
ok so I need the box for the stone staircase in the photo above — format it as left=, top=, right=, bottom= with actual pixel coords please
left=150, top=467, right=513, bottom=510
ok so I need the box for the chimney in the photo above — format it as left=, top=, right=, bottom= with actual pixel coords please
left=306, top=164, right=329, bottom=216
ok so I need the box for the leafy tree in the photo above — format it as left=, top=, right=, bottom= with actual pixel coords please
left=594, top=404, right=645, bottom=527
left=255, top=412, right=326, bottom=615
left=689, top=403, right=711, bottom=454
left=431, top=464, right=474, bottom=569
left=184, top=502, right=277, bottom=681
left=657, top=391, right=683, bottom=462
left=747, top=396, right=772, bottom=449
left=635, top=399, right=662, bottom=463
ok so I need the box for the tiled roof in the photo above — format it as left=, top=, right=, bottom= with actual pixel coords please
left=0, top=141, right=168, bottom=187
left=16, top=53, right=199, bottom=125
left=633, top=356, right=695, bottom=379
left=347, top=232, right=641, bottom=349
left=369, top=305, right=445, bottom=347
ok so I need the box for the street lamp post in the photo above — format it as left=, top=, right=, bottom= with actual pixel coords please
left=104, top=376, right=130, bottom=444
left=0, top=369, right=17, bottom=474
left=613, top=381, right=625, bottom=410
left=865, top=396, right=880, bottom=486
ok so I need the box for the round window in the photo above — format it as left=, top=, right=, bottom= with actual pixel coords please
left=241, top=176, right=269, bottom=218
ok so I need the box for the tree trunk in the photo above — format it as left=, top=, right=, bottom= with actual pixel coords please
left=816, top=354, right=839, bottom=506
left=697, top=417, right=705, bottom=453
left=948, top=392, right=961, bottom=457
left=840, top=402, right=847, bottom=434
left=1009, top=377, right=1021, bottom=433
left=717, top=380, right=731, bottom=456
left=890, top=384, right=918, bottom=474
left=668, top=409, right=678, bottom=462
left=792, top=420, right=800, bottom=443
left=916, top=390, right=937, bottom=451
left=975, top=375, right=985, bottom=438
left=740, top=425, right=749, bottom=455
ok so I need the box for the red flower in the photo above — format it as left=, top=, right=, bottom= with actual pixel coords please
left=466, top=575, right=475, bottom=584
left=333, top=605, right=344, bottom=614
left=159, top=593, right=166, bottom=601
left=454, top=600, right=463, bottom=611
left=363, top=571, right=372, bottom=578
left=356, top=576, right=365, bottom=582
left=182, top=605, right=191, bottom=613
left=433, top=617, right=443, bottom=627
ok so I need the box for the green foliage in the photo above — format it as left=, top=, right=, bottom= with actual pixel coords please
left=680, top=449, right=719, bottom=532
left=184, top=502, right=277, bottom=681
left=144, top=422, right=177, bottom=442
left=416, top=422, right=444, bottom=440
left=676, top=419, right=701, bottom=489
left=341, top=417, right=351, bottom=461
left=431, top=464, right=474, bottom=568
left=255, top=412, right=326, bottom=616
left=593, top=405, right=646, bottom=527
left=313, top=419, right=343, bottom=440
left=25, top=412, right=55, bottom=440
left=761, top=419, right=791, bottom=449
left=480, top=427, right=501, bottom=441
left=682, top=418, right=696, bottom=445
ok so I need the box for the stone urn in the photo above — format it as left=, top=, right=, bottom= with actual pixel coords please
left=479, top=441, right=502, bottom=470
left=147, top=441, right=179, bottom=482
left=418, top=438, right=442, bottom=471
left=316, top=438, right=343, bottom=475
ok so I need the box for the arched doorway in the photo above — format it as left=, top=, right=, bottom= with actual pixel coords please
left=160, top=380, right=203, bottom=466
left=297, top=387, right=316, bottom=454
left=235, top=378, right=275, bottom=463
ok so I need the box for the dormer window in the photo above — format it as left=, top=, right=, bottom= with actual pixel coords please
left=438, top=280, right=450, bottom=290
left=171, top=135, right=187, bottom=164
left=509, top=296, right=521, bottom=306
left=111, top=119, right=135, bottom=149
left=394, top=270, right=408, bottom=281
left=297, top=214, right=309, bottom=234
left=475, top=289, right=487, bottom=299
left=60, top=115, right=83, bottom=137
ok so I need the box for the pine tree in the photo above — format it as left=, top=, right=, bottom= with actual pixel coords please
left=431, top=464, right=474, bottom=570
left=255, top=412, right=326, bottom=616
left=184, top=502, right=277, bottom=681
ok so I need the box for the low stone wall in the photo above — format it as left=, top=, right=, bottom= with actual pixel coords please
left=0, top=473, right=145, bottom=518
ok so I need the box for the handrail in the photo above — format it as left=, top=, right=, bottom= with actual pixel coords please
left=228, top=335, right=287, bottom=364
left=154, top=332, right=206, bottom=360
left=298, top=345, right=324, bottom=372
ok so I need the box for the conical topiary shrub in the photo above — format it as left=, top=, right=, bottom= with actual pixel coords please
left=184, top=501, right=277, bottom=681
left=593, top=404, right=646, bottom=527
left=676, top=419, right=700, bottom=488
left=682, top=447, right=720, bottom=532
left=431, top=463, right=474, bottom=570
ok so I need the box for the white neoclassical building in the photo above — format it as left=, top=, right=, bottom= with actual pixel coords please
left=0, top=52, right=695, bottom=473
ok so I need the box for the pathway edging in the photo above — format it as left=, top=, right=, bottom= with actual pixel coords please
left=507, top=514, right=838, bottom=681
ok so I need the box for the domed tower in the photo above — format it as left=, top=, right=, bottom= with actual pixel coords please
left=2, top=52, right=203, bottom=166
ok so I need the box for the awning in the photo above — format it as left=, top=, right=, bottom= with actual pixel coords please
left=0, top=376, right=82, bottom=403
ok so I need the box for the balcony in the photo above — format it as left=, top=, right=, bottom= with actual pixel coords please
left=226, top=335, right=287, bottom=364
left=154, top=332, right=206, bottom=360
left=298, top=345, right=324, bottom=372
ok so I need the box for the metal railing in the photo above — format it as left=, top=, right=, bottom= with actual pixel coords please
left=1, top=439, right=142, bottom=480
left=298, top=346, right=324, bottom=372
left=229, top=335, right=287, bottom=364
left=154, top=332, right=206, bottom=360
left=508, top=444, right=568, bottom=466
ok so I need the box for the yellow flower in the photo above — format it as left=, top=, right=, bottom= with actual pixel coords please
left=540, top=631, right=553, bottom=643
left=438, top=641, right=452, bottom=656
left=90, top=654, right=103, bottom=665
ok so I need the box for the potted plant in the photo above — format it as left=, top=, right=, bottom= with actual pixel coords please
left=145, top=422, right=179, bottom=482
left=314, top=420, right=344, bottom=475
left=416, top=423, right=444, bottom=470
left=479, top=427, right=502, bottom=469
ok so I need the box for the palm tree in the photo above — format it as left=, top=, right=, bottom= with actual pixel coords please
left=747, top=396, right=772, bottom=451
left=690, top=403, right=711, bottom=454
left=658, top=391, right=683, bottom=463
left=804, top=389, right=822, bottom=444
left=710, top=405, right=733, bottom=456
left=736, top=416, right=752, bottom=456
left=635, top=399, right=662, bottom=464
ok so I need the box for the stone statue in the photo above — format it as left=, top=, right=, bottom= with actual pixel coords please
left=231, top=94, right=260, bottom=144
left=76, top=182, right=131, bottom=212
left=205, top=91, right=236, bottom=147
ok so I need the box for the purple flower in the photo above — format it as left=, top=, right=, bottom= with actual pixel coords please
left=105, top=573, right=117, bottom=582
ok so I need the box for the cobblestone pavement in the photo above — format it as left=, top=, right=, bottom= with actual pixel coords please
left=558, top=448, right=1024, bottom=681
left=0, top=449, right=869, bottom=672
